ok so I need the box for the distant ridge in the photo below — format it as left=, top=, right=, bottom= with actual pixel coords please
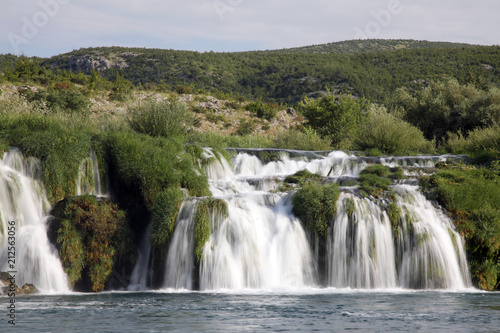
left=275, top=39, right=476, bottom=54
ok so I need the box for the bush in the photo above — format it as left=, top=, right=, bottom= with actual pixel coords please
left=128, top=100, right=193, bottom=138
left=272, top=127, right=332, bottom=151
left=391, top=79, right=500, bottom=142
left=235, top=118, right=256, bottom=136
left=50, top=196, right=128, bottom=291
left=301, top=94, right=369, bottom=149
left=431, top=167, right=500, bottom=290
left=245, top=100, right=279, bottom=120
left=24, top=89, right=90, bottom=114
left=355, top=105, right=434, bottom=155
left=292, top=181, right=340, bottom=238
left=442, top=124, right=500, bottom=161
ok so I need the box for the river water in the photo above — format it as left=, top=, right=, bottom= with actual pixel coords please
left=10, top=289, right=500, bottom=332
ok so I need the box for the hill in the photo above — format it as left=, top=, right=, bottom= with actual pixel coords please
left=275, top=39, right=476, bottom=54
left=1, top=39, right=499, bottom=103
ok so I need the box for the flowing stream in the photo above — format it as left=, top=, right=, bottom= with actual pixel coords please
left=136, top=149, right=472, bottom=291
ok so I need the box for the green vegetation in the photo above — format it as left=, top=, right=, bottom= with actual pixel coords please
left=430, top=165, right=500, bottom=290
left=2, top=39, right=500, bottom=291
left=194, top=198, right=228, bottom=264
left=49, top=196, right=129, bottom=292
left=355, top=105, right=434, bottom=155
left=301, top=95, right=369, bottom=149
left=358, top=165, right=403, bottom=197
left=128, top=99, right=193, bottom=138
left=284, top=169, right=322, bottom=184
left=292, top=181, right=340, bottom=239
left=391, top=79, right=500, bottom=143
left=36, top=43, right=500, bottom=105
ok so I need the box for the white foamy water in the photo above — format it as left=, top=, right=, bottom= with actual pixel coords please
left=0, top=149, right=69, bottom=292
left=134, top=148, right=471, bottom=291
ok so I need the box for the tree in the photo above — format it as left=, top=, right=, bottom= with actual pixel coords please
left=301, top=94, right=369, bottom=148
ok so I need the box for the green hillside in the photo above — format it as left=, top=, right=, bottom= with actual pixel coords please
left=39, top=43, right=499, bottom=103
left=275, top=39, right=476, bottom=54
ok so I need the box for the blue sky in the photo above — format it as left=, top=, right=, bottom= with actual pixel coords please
left=1, top=0, right=499, bottom=57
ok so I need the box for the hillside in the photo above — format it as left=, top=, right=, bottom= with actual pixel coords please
left=1, top=40, right=499, bottom=104
left=275, top=39, right=476, bottom=54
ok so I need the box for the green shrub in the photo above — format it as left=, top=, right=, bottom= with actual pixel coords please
left=0, top=114, right=93, bottom=203
left=109, top=74, right=134, bottom=101
left=391, top=79, right=500, bottom=142
left=50, top=196, right=128, bottom=292
left=128, top=100, right=193, bottom=138
left=24, top=89, right=90, bottom=114
left=359, top=170, right=392, bottom=197
left=355, top=105, right=434, bottom=155
left=176, top=85, right=192, bottom=95
left=442, top=124, right=500, bottom=161
left=284, top=169, right=322, bottom=184
left=245, top=100, right=279, bottom=120
left=272, top=127, right=332, bottom=151
left=431, top=167, right=500, bottom=290
left=235, top=118, right=256, bottom=136
left=292, top=181, right=340, bottom=238
left=301, top=94, right=369, bottom=149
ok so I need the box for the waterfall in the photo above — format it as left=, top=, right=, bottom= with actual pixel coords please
left=128, top=226, right=153, bottom=291
left=77, top=149, right=102, bottom=196
left=0, top=149, right=69, bottom=292
left=328, top=193, right=397, bottom=289
left=132, top=148, right=471, bottom=291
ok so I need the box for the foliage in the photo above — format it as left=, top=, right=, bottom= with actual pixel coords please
left=245, top=100, right=279, bottom=120
left=24, top=88, right=90, bottom=114
left=128, top=100, right=193, bottom=138
left=301, top=94, right=369, bottom=148
left=284, top=169, right=322, bottom=184
left=109, top=74, right=134, bottom=101
left=0, top=111, right=93, bottom=203
left=292, top=181, right=340, bottom=239
left=51, top=196, right=128, bottom=292
left=194, top=198, right=228, bottom=264
left=235, top=118, right=256, bottom=136
left=56, top=219, right=85, bottom=286
left=442, top=124, right=500, bottom=161
left=42, top=44, right=500, bottom=104
left=391, top=79, right=500, bottom=142
left=272, top=128, right=332, bottom=151
left=355, top=105, right=435, bottom=155
left=359, top=165, right=394, bottom=197
left=150, top=188, right=184, bottom=249
left=431, top=166, right=500, bottom=290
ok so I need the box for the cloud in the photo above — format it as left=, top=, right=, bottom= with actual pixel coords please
left=0, top=0, right=499, bottom=57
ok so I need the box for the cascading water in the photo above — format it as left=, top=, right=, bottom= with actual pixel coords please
left=133, top=148, right=471, bottom=291
left=0, top=149, right=69, bottom=292
left=77, top=149, right=102, bottom=196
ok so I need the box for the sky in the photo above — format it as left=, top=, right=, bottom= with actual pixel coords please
left=0, top=0, right=499, bottom=58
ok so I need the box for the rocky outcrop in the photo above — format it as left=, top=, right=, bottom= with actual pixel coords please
left=61, top=55, right=129, bottom=73
left=0, top=272, right=39, bottom=295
